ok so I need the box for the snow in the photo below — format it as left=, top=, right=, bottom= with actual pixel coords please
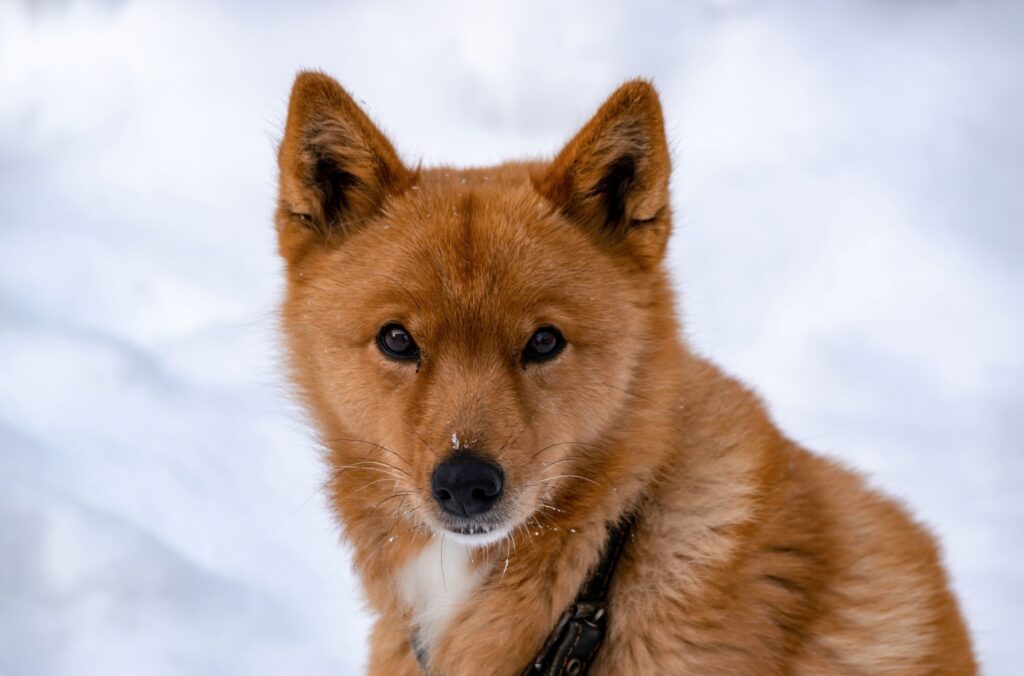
left=1, top=0, right=1021, bottom=673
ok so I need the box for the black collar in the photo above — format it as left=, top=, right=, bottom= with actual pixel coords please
left=411, top=516, right=634, bottom=675
left=520, top=515, right=634, bottom=675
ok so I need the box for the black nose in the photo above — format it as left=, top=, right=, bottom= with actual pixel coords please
left=431, top=453, right=504, bottom=517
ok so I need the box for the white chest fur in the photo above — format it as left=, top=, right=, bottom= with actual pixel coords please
left=397, top=537, right=490, bottom=653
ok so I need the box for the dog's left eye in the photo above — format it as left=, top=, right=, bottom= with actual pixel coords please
left=377, top=323, right=420, bottom=362
left=522, top=326, right=566, bottom=365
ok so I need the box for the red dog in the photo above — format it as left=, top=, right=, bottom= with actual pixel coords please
left=275, top=71, right=975, bottom=675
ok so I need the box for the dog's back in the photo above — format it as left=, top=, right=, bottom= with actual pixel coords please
left=599, top=355, right=975, bottom=674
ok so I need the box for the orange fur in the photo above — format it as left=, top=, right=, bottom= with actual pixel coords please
left=275, top=71, right=976, bottom=674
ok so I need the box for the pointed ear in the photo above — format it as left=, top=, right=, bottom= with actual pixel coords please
left=533, top=80, right=672, bottom=267
left=276, top=71, right=415, bottom=262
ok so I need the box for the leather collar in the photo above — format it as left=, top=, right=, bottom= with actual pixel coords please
left=521, top=516, right=634, bottom=676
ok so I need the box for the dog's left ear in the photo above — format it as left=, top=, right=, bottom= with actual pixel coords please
left=533, top=80, right=672, bottom=268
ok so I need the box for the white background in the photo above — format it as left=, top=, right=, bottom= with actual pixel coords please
left=1, top=1, right=1021, bottom=673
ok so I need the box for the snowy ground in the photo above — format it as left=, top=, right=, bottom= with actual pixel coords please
left=1, top=1, right=1021, bottom=674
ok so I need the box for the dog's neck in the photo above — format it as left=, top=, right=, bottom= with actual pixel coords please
left=397, top=536, right=492, bottom=657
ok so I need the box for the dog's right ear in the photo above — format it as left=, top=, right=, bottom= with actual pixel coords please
left=276, top=71, right=415, bottom=264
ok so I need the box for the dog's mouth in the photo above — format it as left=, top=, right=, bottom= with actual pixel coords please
left=436, top=518, right=514, bottom=547
left=450, top=523, right=493, bottom=536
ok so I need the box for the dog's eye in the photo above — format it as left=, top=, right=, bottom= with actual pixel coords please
left=377, top=323, right=420, bottom=362
left=522, top=326, right=566, bottom=365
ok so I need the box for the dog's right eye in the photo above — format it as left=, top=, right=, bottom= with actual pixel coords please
left=376, top=323, right=420, bottom=362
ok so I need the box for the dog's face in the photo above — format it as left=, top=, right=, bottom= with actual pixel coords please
left=277, top=73, right=672, bottom=546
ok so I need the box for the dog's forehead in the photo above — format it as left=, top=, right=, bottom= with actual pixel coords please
left=383, top=176, right=594, bottom=313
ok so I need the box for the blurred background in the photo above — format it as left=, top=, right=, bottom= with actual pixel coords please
left=1, top=0, right=1021, bottom=674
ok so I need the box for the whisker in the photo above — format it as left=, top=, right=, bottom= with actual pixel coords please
left=540, top=457, right=578, bottom=470
left=383, top=495, right=412, bottom=546
left=540, top=501, right=573, bottom=518
left=400, top=417, right=441, bottom=459
left=539, top=501, right=568, bottom=515
left=331, top=463, right=409, bottom=481
left=346, top=458, right=411, bottom=475
left=390, top=495, right=409, bottom=522
left=371, top=491, right=414, bottom=512
left=339, top=478, right=398, bottom=501
left=536, top=474, right=602, bottom=487
left=325, top=436, right=413, bottom=468
left=529, top=440, right=600, bottom=460
left=348, top=456, right=414, bottom=476
left=519, top=522, right=535, bottom=545
left=531, top=509, right=559, bottom=530
left=497, top=424, right=528, bottom=455
left=499, top=534, right=511, bottom=582
left=440, top=532, right=447, bottom=592
left=543, top=448, right=620, bottom=494
left=290, top=479, right=331, bottom=516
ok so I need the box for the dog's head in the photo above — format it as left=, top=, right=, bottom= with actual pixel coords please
left=277, top=72, right=674, bottom=546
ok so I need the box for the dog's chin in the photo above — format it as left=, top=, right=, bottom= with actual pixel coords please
left=437, top=523, right=513, bottom=548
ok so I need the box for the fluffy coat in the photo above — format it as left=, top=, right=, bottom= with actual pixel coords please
left=275, top=71, right=976, bottom=675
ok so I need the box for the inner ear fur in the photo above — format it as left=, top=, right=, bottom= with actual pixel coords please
left=276, top=71, right=416, bottom=260
left=533, top=79, right=673, bottom=267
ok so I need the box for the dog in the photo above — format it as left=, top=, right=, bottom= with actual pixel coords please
left=275, top=71, right=976, bottom=675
